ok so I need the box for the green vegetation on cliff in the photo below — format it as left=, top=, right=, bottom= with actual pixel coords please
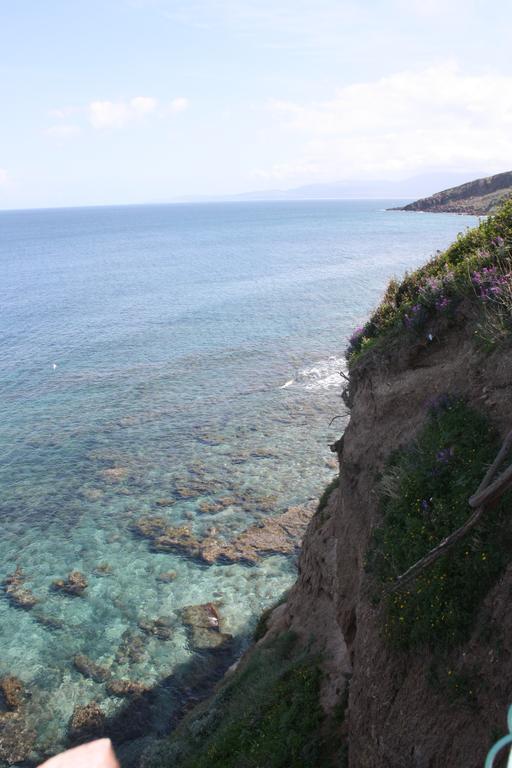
left=347, top=200, right=512, bottom=365
left=148, top=632, right=341, bottom=768
left=368, top=397, right=512, bottom=650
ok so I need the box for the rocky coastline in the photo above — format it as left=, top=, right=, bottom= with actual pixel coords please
left=391, top=169, right=512, bottom=215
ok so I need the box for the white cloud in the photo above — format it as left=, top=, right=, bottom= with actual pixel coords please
left=48, top=106, right=80, bottom=120
left=258, top=63, right=512, bottom=181
left=169, top=97, right=190, bottom=113
left=88, top=96, right=157, bottom=129
left=0, top=168, right=8, bottom=185
left=130, top=96, right=158, bottom=115
left=47, top=95, right=188, bottom=134
left=46, top=124, right=81, bottom=138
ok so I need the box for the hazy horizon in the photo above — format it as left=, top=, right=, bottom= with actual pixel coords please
left=2, top=0, right=512, bottom=209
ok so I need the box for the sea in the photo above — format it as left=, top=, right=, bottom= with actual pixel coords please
left=0, top=200, right=478, bottom=761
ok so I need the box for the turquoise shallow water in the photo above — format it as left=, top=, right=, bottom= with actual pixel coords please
left=0, top=201, right=477, bottom=760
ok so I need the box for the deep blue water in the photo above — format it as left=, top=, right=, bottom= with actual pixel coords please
left=0, top=200, right=478, bottom=759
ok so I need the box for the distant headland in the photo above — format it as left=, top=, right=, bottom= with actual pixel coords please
left=391, top=169, right=512, bottom=215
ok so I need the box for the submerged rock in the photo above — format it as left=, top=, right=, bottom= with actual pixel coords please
left=132, top=516, right=168, bottom=538
left=73, top=654, right=111, bottom=683
left=68, top=702, right=106, bottom=743
left=100, top=467, right=128, bottom=483
left=152, top=526, right=203, bottom=557
left=93, top=563, right=113, bottom=576
left=81, top=487, right=104, bottom=501
left=217, top=503, right=315, bottom=563
left=32, top=612, right=65, bottom=631
left=106, top=679, right=151, bottom=698
left=138, top=616, right=175, bottom=640
left=0, top=677, right=24, bottom=712
left=0, top=677, right=35, bottom=764
left=115, top=630, right=146, bottom=665
left=180, top=603, right=233, bottom=651
left=175, top=477, right=223, bottom=499
left=0, top=715, right=36, bottom=764
left=154, top=498, right=175, bottom=507
left=52, top=571, right=88, bottom=597
left=197, top=500, right=224, bottom=515
left=6, top=587, right=39, bottom=610
left=156, top=570, right=177, bottom=583
left=193, top=432, right=225, bottom=446
left=3, top=567, right=24, bottom=590
left=250, top=448, right=276, bottom=459
left=3, top=567, right=39, bottom=610
left=132, top=503, right=314, bottom=565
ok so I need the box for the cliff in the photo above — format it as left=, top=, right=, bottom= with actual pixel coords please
left=394, top=170, right=512, bottom=215
left=142, top=202, right=512, bottom=768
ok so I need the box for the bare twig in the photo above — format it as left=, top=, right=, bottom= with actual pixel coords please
left=388, top=507, right=485, bottom=593
left=388, top=429, right=512, bottom=594
left=469, top=430, right=512, bottom=504
left=469, top=465, right=512, bottom=510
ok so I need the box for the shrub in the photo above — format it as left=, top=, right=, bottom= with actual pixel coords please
left=155, top=633, right=333, bottom=768
left=368, top=397, right=512, bottom=650
left=317, top=475, right=340, bottom=514
left=346, top=200, right=512, bottom=364
left=253, top=592, right=289, bottom=641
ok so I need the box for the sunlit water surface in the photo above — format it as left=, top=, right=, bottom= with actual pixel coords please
left=0, top=201, right=477, bottom=760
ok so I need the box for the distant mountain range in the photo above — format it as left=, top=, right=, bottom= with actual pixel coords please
left=391, top=170, right=512, bottom=215
left=179, top=171, right=491, bottom=204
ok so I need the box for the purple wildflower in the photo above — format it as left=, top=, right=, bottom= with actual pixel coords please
left=436, top=447, right=454, bottom=464
left=472, top=267, right=510, bottom=302
left=347, top=326, right=366, bottom=355
left=349, top=327, right=364, bottom=344
left=426, top=393, right=455, bottom=413
left=435, top=296, right=450, bottom=312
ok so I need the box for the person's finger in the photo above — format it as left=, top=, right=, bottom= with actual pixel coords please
left=38, top=738, right=120, bottom=768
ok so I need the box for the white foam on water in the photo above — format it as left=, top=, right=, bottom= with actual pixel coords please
left=295, top=356, right=346, bottom=391
left=279, top=379, right=294, bottom=389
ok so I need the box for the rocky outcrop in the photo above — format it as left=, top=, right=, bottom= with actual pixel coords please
left=180, top=603, right=233, bottom=651
left=73, top=654, right=111, bottom=682
left=132, top=503, right=314, bottom=565
left=393, top=170, right=512, bottom=214
left=115, top=630, right=146, bottom=665
left=52, top=571, right=88, bottom=596
left=138, top=616, right=175, bottom=640
left=0, top=676, right=36, bottom=763
left=0, top=715, right=36, bottom=764
left=0, top=677, right=24, bottom=712
left=68, top=702, right=106, bottom=743
left=3, top=567, right=39, bottom=610
left=106, top=679, right=151, bottom=698
left=264, top=490, right=350, bottom=712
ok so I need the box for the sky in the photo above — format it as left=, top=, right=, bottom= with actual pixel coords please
left=1, top=0, right=512, bottom=209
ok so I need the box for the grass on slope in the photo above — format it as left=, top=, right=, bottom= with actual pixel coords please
left=150, top=632, right=341, bottom=768
left=347, top=200, right=512, bottom=364
left=368, top=396, right=512, bottom=650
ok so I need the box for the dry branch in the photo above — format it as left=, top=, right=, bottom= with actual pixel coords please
left=388, top=429, right=512, bottom=594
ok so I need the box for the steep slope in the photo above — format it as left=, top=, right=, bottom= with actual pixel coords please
left=395, top=170, right=512, bottom=215
left=143, top=202, right=512, bottom=768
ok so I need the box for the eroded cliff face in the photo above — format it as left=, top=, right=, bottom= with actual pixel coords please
left=267, top=325, right=512, bottom=767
